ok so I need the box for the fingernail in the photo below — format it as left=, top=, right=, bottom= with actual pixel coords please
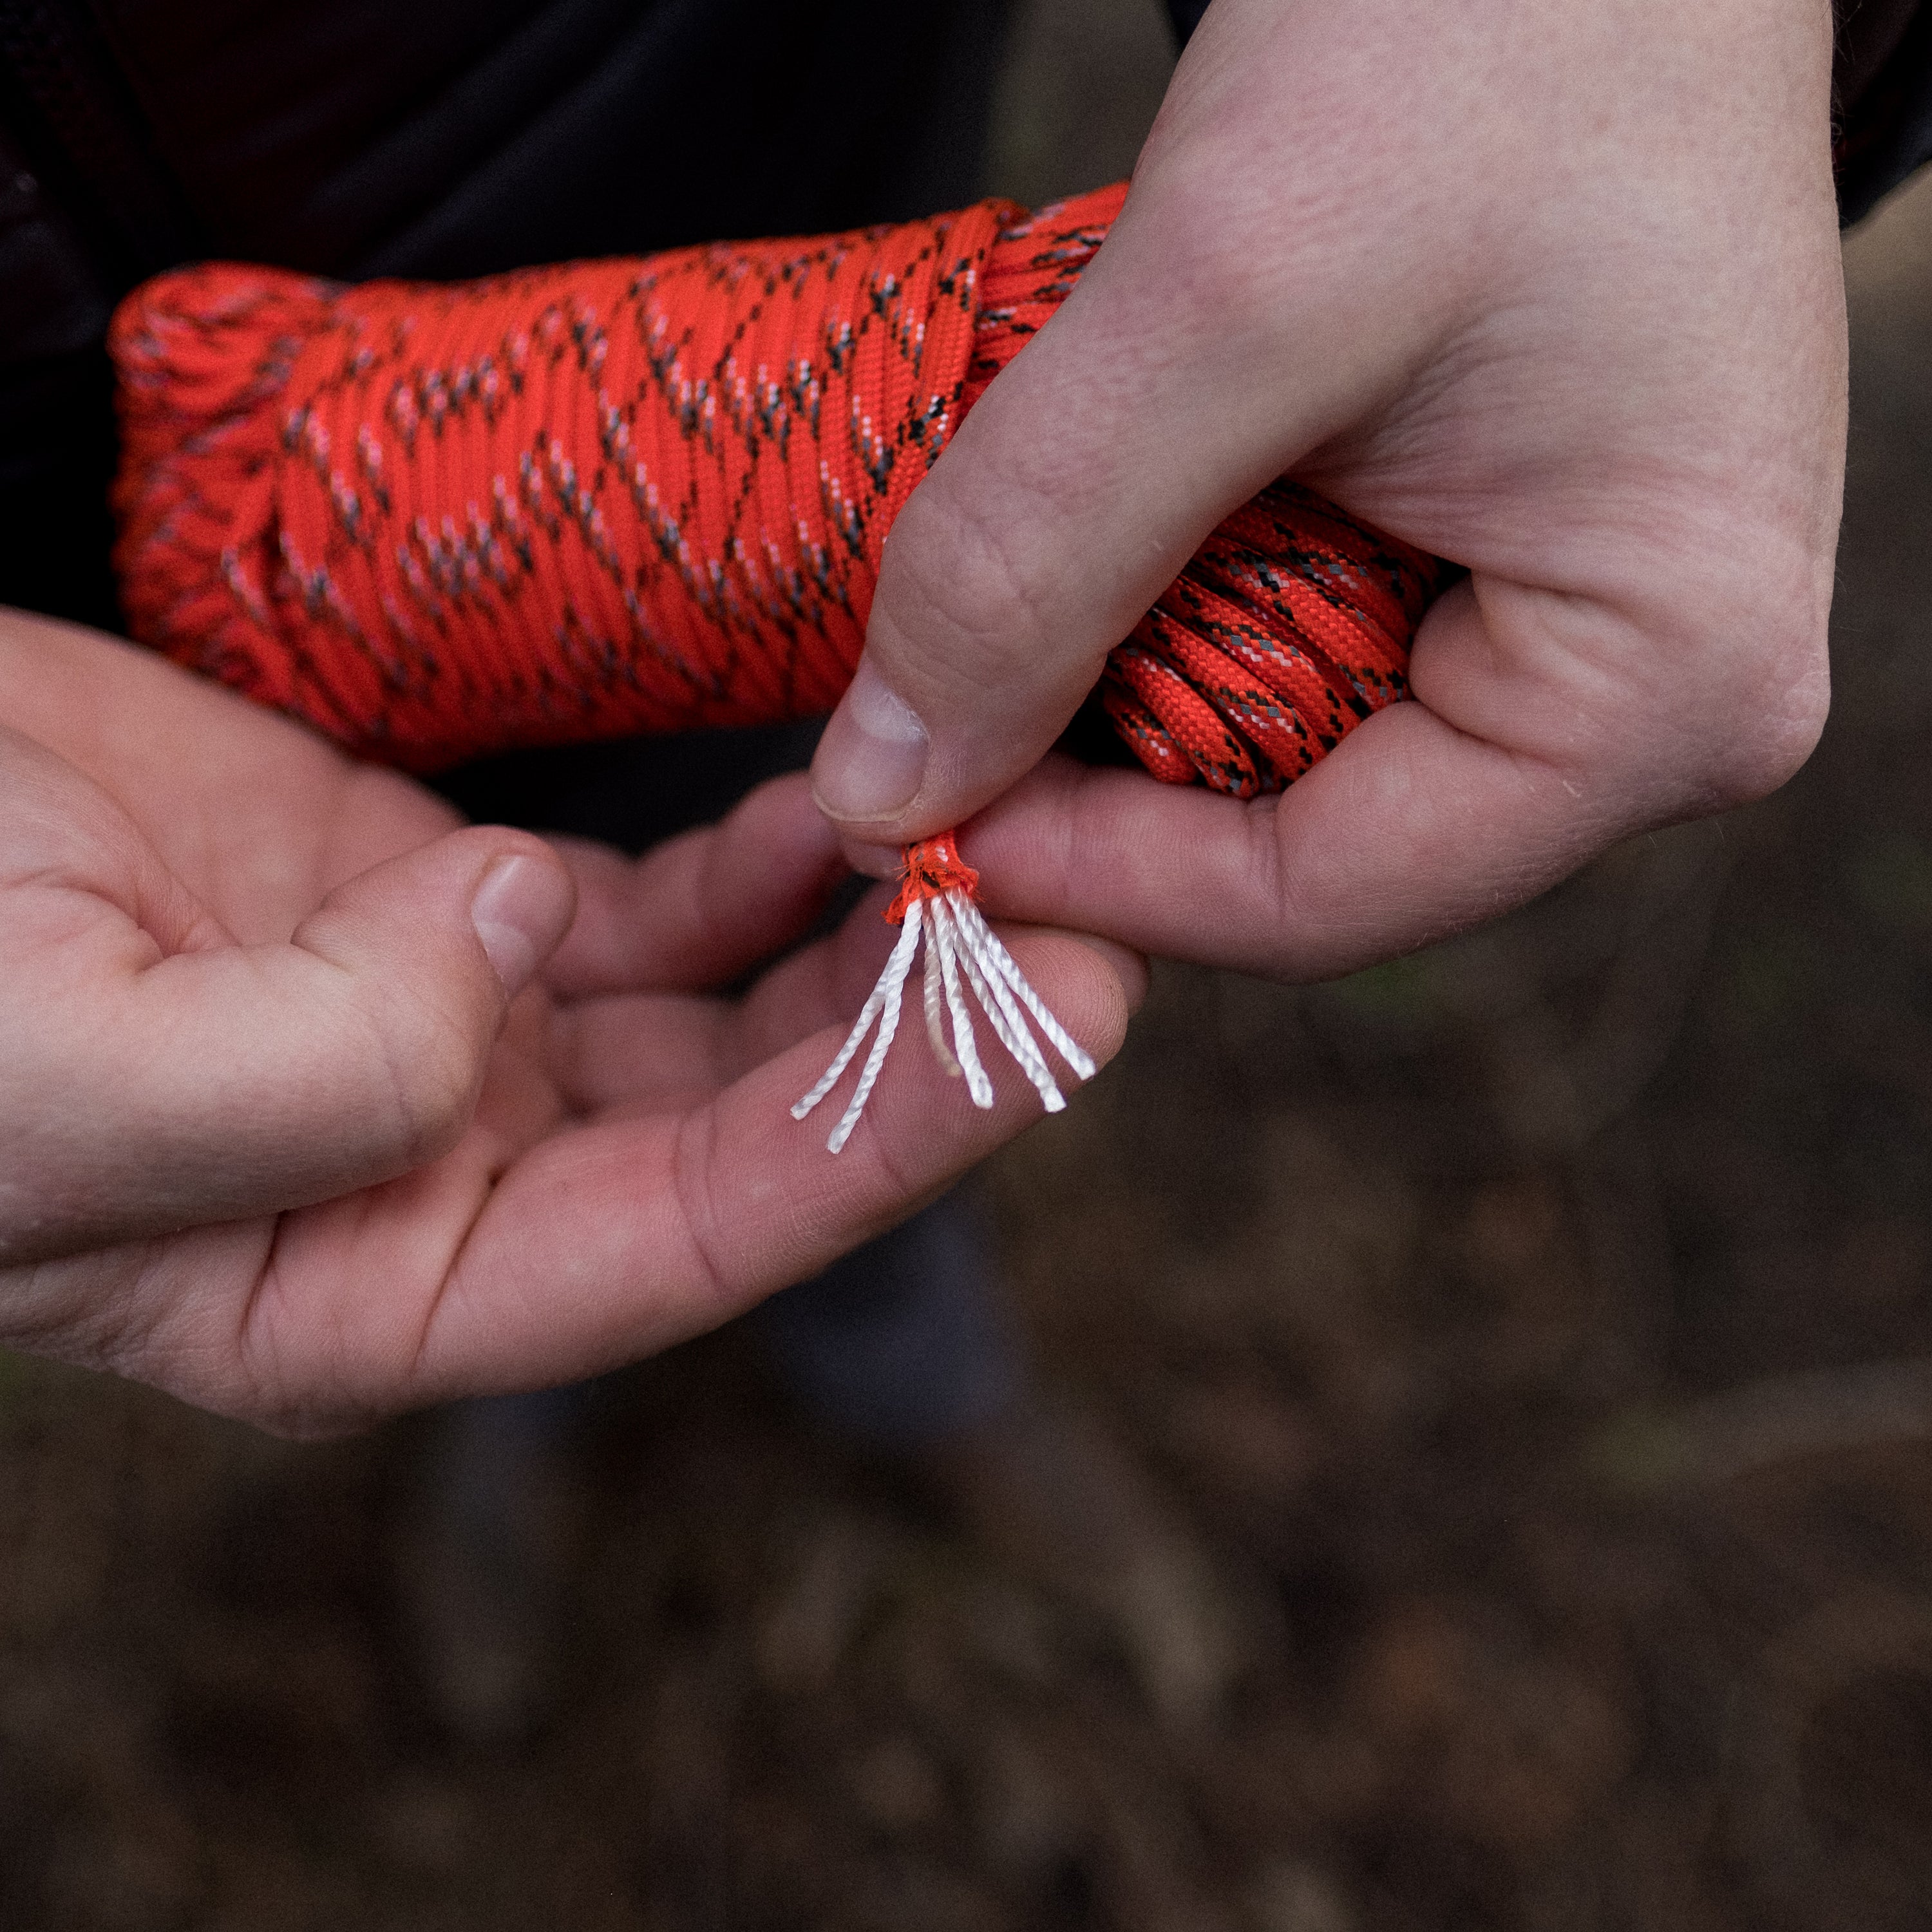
left=839, top=836, right=905, bottom=881
left=470, top=853, right=571, bottom=998
left=811, top=658, right=929, bottom=823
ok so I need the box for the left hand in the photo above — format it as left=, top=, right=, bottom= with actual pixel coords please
left=0, top=610, right=1139, bottom=1435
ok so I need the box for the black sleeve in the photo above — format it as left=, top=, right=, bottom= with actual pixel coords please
left=1838, top=0, right=1932, bottom=223
left=1164, top=0, right=1208, bottom=45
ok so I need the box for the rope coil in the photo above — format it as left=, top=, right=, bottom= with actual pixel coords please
left=108, top=183, right=1450, bottom=1146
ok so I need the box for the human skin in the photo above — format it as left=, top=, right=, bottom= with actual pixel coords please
left=811, top=0, right=1848, bottom=977
left=0, top=608, right=1140, bottom=1435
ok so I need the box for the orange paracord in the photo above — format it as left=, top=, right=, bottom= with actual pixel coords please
left=108, top=182, right=1450, bottom=1146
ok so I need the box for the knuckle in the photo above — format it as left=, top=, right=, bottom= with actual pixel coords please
left=1128, top=165, right=1343, bottom=354
left=1701, top=609, right=1832, bottom=808
left=876, top=477, right=1055, bottom=691
left=366, top=992, right=486, bottom=1169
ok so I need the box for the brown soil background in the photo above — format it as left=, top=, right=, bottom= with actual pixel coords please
left=5, top=5, right=1932, bottom=1926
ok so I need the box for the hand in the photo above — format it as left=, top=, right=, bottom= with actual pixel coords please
left=810, top=0, right=1845, bottom=976
left=0, top=609, right=1139, bottom=1434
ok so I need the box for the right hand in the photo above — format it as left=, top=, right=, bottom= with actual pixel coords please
left=813, top=0, right=1845, bottom=980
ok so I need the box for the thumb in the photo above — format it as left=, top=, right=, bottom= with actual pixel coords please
left=808, top=287, right=1226, bottom=845
left=44, top=827, right=574, bottom=1251
left=807, top=169, right=1364, bottom=847
left=808, top=0, right=1482, bottom=849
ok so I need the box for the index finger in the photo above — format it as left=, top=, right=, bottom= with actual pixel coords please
left=542, top=773, right=848, bottom=998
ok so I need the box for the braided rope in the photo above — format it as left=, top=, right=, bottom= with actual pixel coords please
left=108, top=183, right=1452, bottom=1144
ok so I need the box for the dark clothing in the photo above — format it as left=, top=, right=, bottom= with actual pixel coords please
left=1839, top=0, right=1932, bottom=222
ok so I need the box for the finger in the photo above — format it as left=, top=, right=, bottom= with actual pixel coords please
left=807, top=207, right=1276, bottom=847
left=954, top=576, right=1828, bottom=978
left=542, top=772, right=848, bottom=998
left=547, top=878, right=915, bottom=1112
left=549, top=881, right=898, bottom=1112
left=19, top=825, right=574, bottom=1255
left=548, top=990, right=734, bottom=1115
left=401, top=923, right=1142, bottom=1399
left=550, top=873, right=1137, bottom=1115
left=15, top=896, right=1139, bottom=1437
left=960, top=723, right=1586, bottom=981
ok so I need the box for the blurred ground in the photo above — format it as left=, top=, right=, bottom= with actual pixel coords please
left=6, top=5, right=1932, bottom=1928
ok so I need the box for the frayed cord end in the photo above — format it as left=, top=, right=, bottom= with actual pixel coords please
left=793, top=834, right=1095, bottom=1153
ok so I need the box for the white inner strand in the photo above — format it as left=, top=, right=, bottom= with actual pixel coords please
left=960, top=895, right=1096, bottom=1083
left=946, top=903, right=1063, bottom=1112
left=792, top=888, right=1092, bottom=1152
left=928, top=897, right=994, bottom=1108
